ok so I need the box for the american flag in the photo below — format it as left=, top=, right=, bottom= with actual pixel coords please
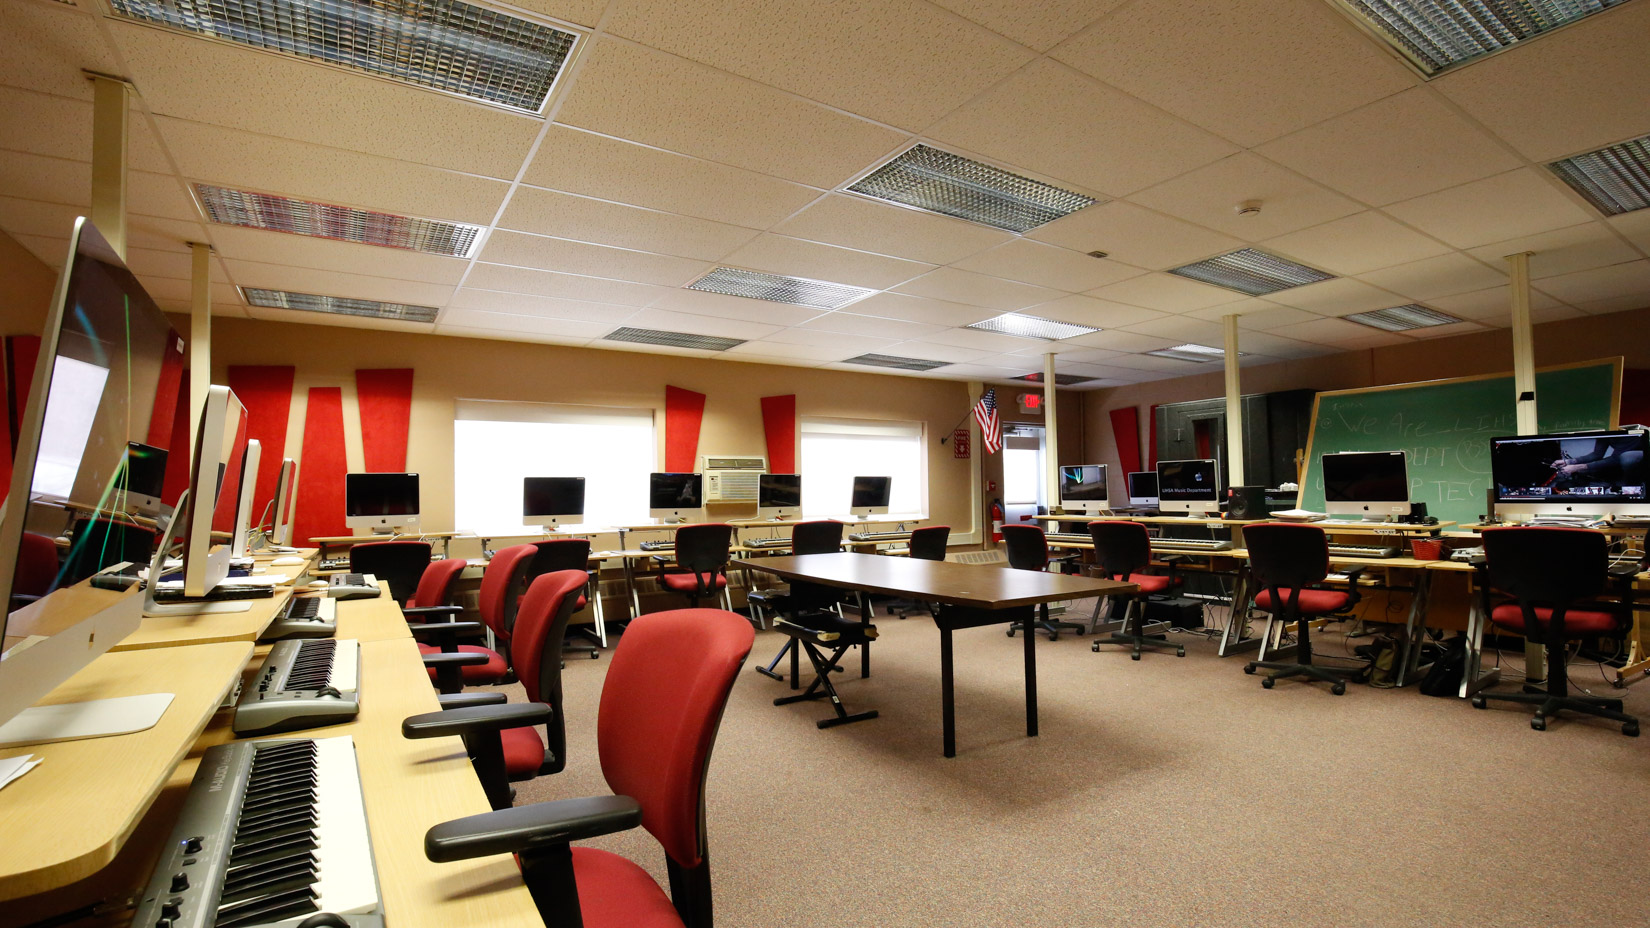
left=973, top=388, right=1001, bottom=454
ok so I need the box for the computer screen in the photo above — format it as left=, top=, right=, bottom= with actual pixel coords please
left=1156, top=460, right=1219, bottom=501
left=1321, top=450, right=1411, bottom=517
left=758, top=474, right=802, bottom=509
left=850, top=476, right=892, bottom=511
left=1126, top=471, right=1158, bottom=506
left=270, top=458, right=298, bottom=546
left=1058, top=465, right=1107, bottom=501
left=523, top=477, right=586, bottom=525
left=119, top=441, right=169, bottom=516
left=1490, top=429, right=1648, bottom=514
left=345, top=473, right=421, bottom=530
left=649, top=472, right=703, bottom=510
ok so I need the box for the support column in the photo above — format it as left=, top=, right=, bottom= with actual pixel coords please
left=1224, top=314, right=1245, bottom=487
left=189, top=243, right=212, bottom=460
left=88, top=73, right=130, bottom=260
left=1043, top=352, right=1059, bottom=511
left=968, top=381, right=984, bottom=546
left=1507, top=250, right=1543, bottom=682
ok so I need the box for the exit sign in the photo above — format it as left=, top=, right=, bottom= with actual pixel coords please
left=1018, top=392, right=1042, bottom=414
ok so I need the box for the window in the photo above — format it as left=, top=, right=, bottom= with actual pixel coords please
left=799, top=416, right=925, bottom=516
left=454, top=400, right=654, bottom=534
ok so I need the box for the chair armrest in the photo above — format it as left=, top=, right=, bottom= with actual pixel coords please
left=437, top=692, right=509, bottom=710
left=421, top=651, right=491, bottom=668
left=1608, top=563, right=1640, bottom=581
left=425, top=795, right=642, bottom=863
left=403, top=605, right=466, bottom=621
left=409, top=622, right=486, bottom=652
left=403, top=702, right=552, bottom=739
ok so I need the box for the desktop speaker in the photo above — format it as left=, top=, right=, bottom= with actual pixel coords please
left=1226, top=485, right=1267, bottom=520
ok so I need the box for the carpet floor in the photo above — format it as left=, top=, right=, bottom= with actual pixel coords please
left=497, top=601, right=1650, bottom=928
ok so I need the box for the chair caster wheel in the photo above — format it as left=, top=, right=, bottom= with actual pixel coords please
left=1006, top=629, right=1015, bottom=637
left=1624, top=721, right=1639, bottom=737
left=589, top=652, right=599, bottom=659
left=1049, top=634, right=1059, bottom=642
left=1261, top=677, right=1275, bottom=689
left=1176, top=648, right=1185, bottom=657
left=1131, top=652, right=1141, bottom=661
left=1470, top=695, right=1487, bottom=709
left=1244, top=663, right=1257, bottom=674
left=1091, top=642, right=1100, bottom=652
left=1331, top=682, right=1346, bottom=696
left=1530, top=717, right=1546, bottom=731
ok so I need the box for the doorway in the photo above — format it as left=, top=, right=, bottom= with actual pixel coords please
left=1002, top=424, right=1045, bottom=528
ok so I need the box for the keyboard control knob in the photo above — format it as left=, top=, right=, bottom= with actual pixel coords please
left=170, top=873, right=189, bottom=892
left=182, top=836, right=204, bottom=854
left=160, top=902, right=182, bottom=920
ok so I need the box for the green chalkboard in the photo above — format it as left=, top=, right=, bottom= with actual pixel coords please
left=1298, top=359, right=1621, bottom=527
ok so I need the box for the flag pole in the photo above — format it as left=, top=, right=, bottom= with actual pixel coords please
left=938, top=407, right=975, bottom=444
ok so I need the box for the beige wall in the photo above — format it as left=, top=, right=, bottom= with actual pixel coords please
left=1083, top=305, right=1650, bottom=482
left=0, top=230, right=59, bottom=337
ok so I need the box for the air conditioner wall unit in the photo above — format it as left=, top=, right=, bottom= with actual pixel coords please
left=701, top=454, right=766, bottom=502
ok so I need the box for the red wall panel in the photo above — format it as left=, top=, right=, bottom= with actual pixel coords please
left=1148, top=404, right=1160, bottom=469
left=664, top=386, right=706, bottom=473
left=227, top=365, right=296, bottom=528
left=213, top=415, right=252, bottom=533
left=356, top=368, right=414, bottom=472
left=1108, top=406, right=1141, bottom=476
left=293, top=387, right=349, bottom=545
left=161, top=370, right=193, bottom=508
left=760, top=394, right=797, bottom=473
left=1622, top=369, right=1649, bottom=430
left=1, top=335, right=41, bottom=501
left=147, top=334, right=186, bottom=449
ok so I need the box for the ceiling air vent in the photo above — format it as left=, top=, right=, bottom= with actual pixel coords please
left=965, top=312, right=1098, bottom=340
left=842, top=353, right=951, bottom=372
left=1344, top=304, right=1464, bottom=331
left=1549, top=133, right=1650, bottom=216
left=1145, top=344, right=1240, bottom=363
left=687, top=267, right=873, bottom=310
left=847, top=144, right=1096, bottom=234
left=1015, top=372, right=1096, bottom=386
left=1333, top=0, right=1628, bottom=76
left=108, top=0, right=578, bottom=112
left=196, top=185, right=483, bottom=257
left=603, top=327, right=745, bottom=352
left=1168, top=248, right=1334, bottom=296
left=243, top=288, right=439, bottom=323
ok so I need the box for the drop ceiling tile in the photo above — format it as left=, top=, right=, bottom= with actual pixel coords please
left=553, top=40, right=906, bottom=189
left=220, top=260, right=456, bottom=307
left=893, top=267, right=1064, bottom=310
left=722, top=350, right=827, bottom=367
left=1051, top=0, right=1413, bottom=148
left=1405, top=320, right=1489, bottom=340
left=447, top=289, right=634, bottom=324
left=1119, top=314, right=1228, bottom=345
left=1101, top=353, right=1219, bottom=373
left=0, top=151, right=89, bottom=207
left=465, top=263, right=670, bottom=306
left=1022, top=294, right=1169, bottom=329
left=129, top=171, right=200, bottom=223
left=618, top=307, right=784, bottom=341
left=772, top=193, right=1012, bottom=266
left=1185, top=302, right=1324, bottom=330
left=1255, top=88, right=1523, bottom=207
left=927, top=58, right=1237, bottom=197
left=1359, top=253, right=1509, bottom=301
left=1572, top=295, right=1650, bottom=316
left=1260, top=277, right=1407, bottom=316
left=0, top=89, right=166, bottom=174
left=1086, top=273, right=1244, bottom=313
left=1426, top=285, right=1561, bottom=321
left=139, top=276, right=201, bottom=304
left=0, top=1, right=119, bottom=101
left=1432, top=1, right=1650, bottom=163
left=125, top=245, right=229, bottom=282
left=756, top=328, right=898, bottom=356
left=922, top=327, right=1048, bottom=353
left=481, top=230, right=709, bottom=287
left=952, top=239, right=1144, bottom=292
left=1045, top=347, right=1126, bottom=365
left=1259, top=211, right=1453, bottom=276
left=846, top=292, right=998, bottom=326
left=590, top=340, right=718, bottom=359
left=128, top=215, right=212, bottom=253
left=605, top=0, right=1033, bottom=131
left=108, top=22, right=540, bottom=178
left=647, top=287, right=823, bottom=326
left=0, top=197, right=87, bottom=243
left=877, top=340, right=992, bottom=363
left=1607, top=209, right=1650, bottom=254
left=1060, top=330, right=1178, bottom=353
left=1529, top=304, right=1587, bottom=324
left=721, top=233, right=933, bottom=290
left=440, top=309, right=614, bottom=340
left=209, top=227, right=469, bottom=285
left=499, top=186, right=759, bottom=262
left=1128, top=152, right=1362, bottom=240
left=1229, top=330, right=1338, bottom=359
left=1533, top=260, right=1650, bottom=306
left=155, top=118, right=509, bottom=225
left=439, top=326, right=592, bottom=348
left=1464, top=222, right=1642, bottom=281
left=505, top=0, right=606, bottom=27
left=11, top=234, right=69, bottom=269
left=1026, top=200, right=1244, bottom=271
left=524, top=126, right=820, bottom=229
left=1268, top=316, right=1410, bottom=348
left=794, top=312, right=948, bottom=340
left=1383, top=169, right=1596, bottom=250
left=927, top=0, right=1125, bottom=51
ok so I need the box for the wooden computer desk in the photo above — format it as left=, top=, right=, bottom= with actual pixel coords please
left=736, top=552, right=1137, bottom=757
left=309, top=531, right=474, bottom=561
left=109, top=551, right=319, bottom=651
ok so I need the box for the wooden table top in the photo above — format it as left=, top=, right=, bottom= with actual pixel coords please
left=111, top=554, right=317, bottom=651
left=735, top=552, right=1136, bottom=608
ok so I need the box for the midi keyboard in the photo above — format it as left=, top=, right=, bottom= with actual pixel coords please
left=234, top=638, right=361, bottom=735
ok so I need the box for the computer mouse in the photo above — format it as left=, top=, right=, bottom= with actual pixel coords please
left=271, top=556, right=305, bottom=566
left=307, top=579, right=328, bottom=589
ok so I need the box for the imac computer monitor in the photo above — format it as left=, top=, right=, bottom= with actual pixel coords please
left=524, top=477, right=586, bottom=528
left=229, top=440, right=262, bottom=558
left=1490, top=428, right=1649, bottom=518
left=649, top=472, right=703, bottom=522
left=174, top=386, right=249, bottom=599
left=118, top=441, right=169, bottom=518
left=0, top=218, right=187, bottom=740
left=1057, top=464, right=1109, bottom=515
left=345, top=473, right=421, bottom=532
left=1156, top=459, right=1220, bottom=514
left=268, top=458, right=298, bottom=548
left=1126, top=471, right=1159, bottom=509
left=850, top=476, right=892, bottom=518
left=758, top=474, right=802, bottom=520
left=1321, top=450, right=1412, bottom=519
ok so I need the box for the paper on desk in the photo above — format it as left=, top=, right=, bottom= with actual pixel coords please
left=0, top=754, right=41, bottom=791
left=151, top=575, right=283, bottom=589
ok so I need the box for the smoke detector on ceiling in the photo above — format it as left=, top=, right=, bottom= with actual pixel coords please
left=1236, top=200, right=1263, bottom=216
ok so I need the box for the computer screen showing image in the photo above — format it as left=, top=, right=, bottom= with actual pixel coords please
left=1491, top=429, right=1648, bottom=516
left=1156, top=459, right=1219, bottom=514
left=649, top=472, right=704, bottom=522
left=1057, top=465, right=1108, bottom=514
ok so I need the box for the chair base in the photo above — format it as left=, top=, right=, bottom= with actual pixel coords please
left=772, top=639, right=877, bottom=729
left=1093, top=632, right=1184, bottom=660
left=1470, top=689, right=1640, bottom=736
left=1007, top=618, right=1087, bottom=641
left=1244, top=659, right=1360, bottom=695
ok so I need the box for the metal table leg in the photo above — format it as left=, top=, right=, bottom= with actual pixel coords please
left=1218, top=566, right=1263, bottom=656
left=1395, top=569, right=1433, bottom=687
left=1460, top=583, right=1501, bottom=698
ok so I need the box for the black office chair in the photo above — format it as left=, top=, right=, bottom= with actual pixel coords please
left=529, top=537, right=603, bottom=659
left=350, top=540, right=433, bottom=605
left=770, top=577, right=880, bottom=729
left=1002, top=523, right=1085, bottom=641
left=1242, top=523, right=1365, bottom=694
left=754, top=520, right=846, bottom=683
left=1470, top=526, right=1639, bottom=736
left=1087, top=521, right=1184, bottom=660
left=655, top=523, right=733, bottom=610
left=888, top=524, right=950, bottom=618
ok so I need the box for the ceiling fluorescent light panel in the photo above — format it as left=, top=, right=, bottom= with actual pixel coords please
left=244, top=288, right=439, bottom=323
left=688, top=267, right=874, bottom=310
left=1145, top=344, right=1240, bottom=363
left=196, top=184, right=483, bottom=257
left=844, top=354, right=951, bottom=371
left=1549, top=133, right=1650, bottom=216
left=603, top=327, right=745, bottom=352
left=1344, top=304, right=1463, bottom=331
left=848, top=144, right=1096, bottom=233
left=965, top=313, right=1098, bottom=340
left=1168, top=248, right=1334, bottom=295
left=1337, top=0, right=1629, bottom=75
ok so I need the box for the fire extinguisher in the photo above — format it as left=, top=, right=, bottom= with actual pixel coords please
left=990, top=498, right=1004, bottom=544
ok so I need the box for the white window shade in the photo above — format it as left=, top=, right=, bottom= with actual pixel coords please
left=454, top=400, right=654, bottom=534
left=799, top=416, right=925, bottom=517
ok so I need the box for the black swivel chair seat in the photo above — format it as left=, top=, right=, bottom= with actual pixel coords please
left=1242, top=523, right=1365, bottom=694
left=888, top=525, right=950, bottom=619
left=1087, top=521, right=1184, bottom=660
left=349, top=540, right=433, bottom=605
left=1002, top=523, right=1085, bottom=641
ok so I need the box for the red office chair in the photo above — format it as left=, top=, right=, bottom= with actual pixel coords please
left=1471, top=526, right=1639, bottom=735
left=529, top=537, right=604, bottom=657
left=416, top=544, right=538, bottom=694
left=1242, top=523, right=1365, bottom=694
left=1087, top=521, right=1184, bottom=660
left=421, top=608, right=755, bottom=928
left=1002, top=523, right=1085, bottom=641
left=657, top=523, right=733, bottom=610
left=888, top=524, right=950, bottom=619
left=404, top=570, right=592, bottom=808
left=349, top=540, right=433, bottom=605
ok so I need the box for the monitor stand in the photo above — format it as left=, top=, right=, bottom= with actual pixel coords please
left=141, top=490, right=255, bottom=617
left=0, top=693, right=174, bottom=749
